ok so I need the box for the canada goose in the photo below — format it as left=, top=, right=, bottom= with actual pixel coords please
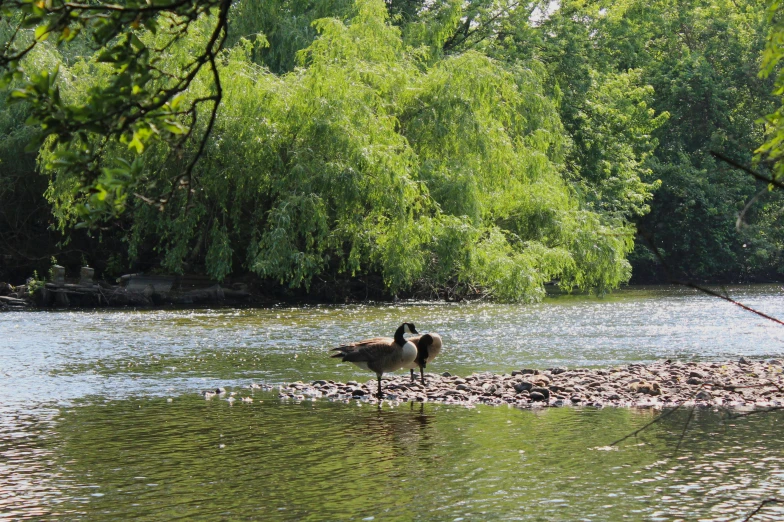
left=331, top=322, right=419, bottom=398
left=404, top=333, right=443, bottom=384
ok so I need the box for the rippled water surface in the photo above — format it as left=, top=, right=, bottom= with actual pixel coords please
left=1, top=285, right=784, bottom=520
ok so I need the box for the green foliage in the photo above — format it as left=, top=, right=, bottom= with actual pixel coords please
left=758, top=0, right=784, bottom=184
left=633, top=0, right=784, bottom=280
left=12, top=0, right=778, bottom=298
left=26, top=270, right=44, bottom=294
left=531, top=0, right=782, bottom=281
left=227, top=0, right=356, bottom=73
left=565, top=70, right=667, bottom=219
left=36, top=0, right=638, bottom=300
left=1, top=0, right=232, bottom=226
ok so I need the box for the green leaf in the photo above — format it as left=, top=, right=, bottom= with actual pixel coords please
left=127, top=135, right=144, bottom=154
left=21, top=15, right=42, bottom=28
left=34, top=24, right=50, bottom=41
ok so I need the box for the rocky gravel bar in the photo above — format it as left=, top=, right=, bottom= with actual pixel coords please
left=271, top=358, right=784, bottom=409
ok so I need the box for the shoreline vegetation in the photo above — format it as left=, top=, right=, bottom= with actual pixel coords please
left=3, top=1, right=784, bottom=306
left=2, top=263, right=782, bottom=312
left=269, top=359, right=784, bottom=410
left=0, top=267, right=617, bottom=311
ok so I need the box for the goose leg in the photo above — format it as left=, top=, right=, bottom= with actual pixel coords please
left=376, top=375, right=383, bottom=399
left=420, top=366, right=426, bottom=385
left=410, top=369, right=415, bottom=382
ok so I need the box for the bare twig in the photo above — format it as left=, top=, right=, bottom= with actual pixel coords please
left=672, top=405, right=696, bottom=458
left=736, top=186, right=770, bottom=230
left=711, top=151, right=784, bottom=190
left=637, top=231, right=784, bottom=327
left=742, top=498, right=783, bottom=522
left=674, top=280, right=784, bottom=326
left=609, top=400, right=688, bottom=447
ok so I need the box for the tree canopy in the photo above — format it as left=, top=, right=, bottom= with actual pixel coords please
left=1, top=0, right=782, bottom=299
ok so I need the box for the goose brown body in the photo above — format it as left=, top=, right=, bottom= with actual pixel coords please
left=404, top=333, right=443, bottom=384
left=331, top=322, right=418, bottom=397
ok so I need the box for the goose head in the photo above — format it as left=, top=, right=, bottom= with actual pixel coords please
left=416, top=334, right=434, bottom=366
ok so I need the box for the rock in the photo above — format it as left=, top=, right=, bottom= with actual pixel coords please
left=206, top=358, right=784, bottom=410
left=768, top=359, right=783, bottom=366
left=482, top=382, right=497, bottom=393
left=530, top=391, right=546, bottom=402
left=530, top=387, right=550, bottom=399
left=532, top=376, right=551, bottom=386
left=547, top=367, right=567, bottom=375
left=0, top=296, right=28, bottom=307
left=442, top=371, right=452, bottom=377
left=346, top=381, right=358, bottom=386
left=739, top=356, right=751, bottom=365
left=628, top=381, right=662, bottom=396
left=520, top=369, right=538, bottom=375
left=50, top=265, right=65, bottom=285
left=216, top=387, right=227, bottom=394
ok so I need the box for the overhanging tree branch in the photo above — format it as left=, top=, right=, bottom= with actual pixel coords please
left=1, top=0, right=233, bottom=224
left=711, top=150, right=784, bottom=190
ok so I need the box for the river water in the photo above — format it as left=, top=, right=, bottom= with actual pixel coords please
left=1, top=285, right=783, bottom=520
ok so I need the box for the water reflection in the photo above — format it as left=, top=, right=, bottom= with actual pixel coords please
left=2, top=397, right=784, bottom=520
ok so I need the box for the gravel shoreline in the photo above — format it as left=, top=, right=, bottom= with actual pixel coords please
left=271, top=358, right=784, bottom=409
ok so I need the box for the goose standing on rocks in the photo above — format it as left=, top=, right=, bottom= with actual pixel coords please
left=331, top=323, right=419, bottom=398
left=405, top=333, right=443, bottom=385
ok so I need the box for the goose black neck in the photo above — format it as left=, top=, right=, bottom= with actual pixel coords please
left=394, top=324, right=407, bottom=346
left=418, top=342, right=429, bottom=367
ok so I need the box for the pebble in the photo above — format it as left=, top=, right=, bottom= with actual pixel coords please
left=530, top=387, right=550, bottom=399
left=241, top=359, right=784, bottom=410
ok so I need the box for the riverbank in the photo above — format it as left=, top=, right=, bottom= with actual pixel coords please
left=271, top=358, right=784, bottom=409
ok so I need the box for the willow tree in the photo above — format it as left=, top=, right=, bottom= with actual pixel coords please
left=40, top=0, right=639, bottom=301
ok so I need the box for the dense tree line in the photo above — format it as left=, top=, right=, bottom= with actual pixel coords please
left=0, top=0, right=782, bottom=300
